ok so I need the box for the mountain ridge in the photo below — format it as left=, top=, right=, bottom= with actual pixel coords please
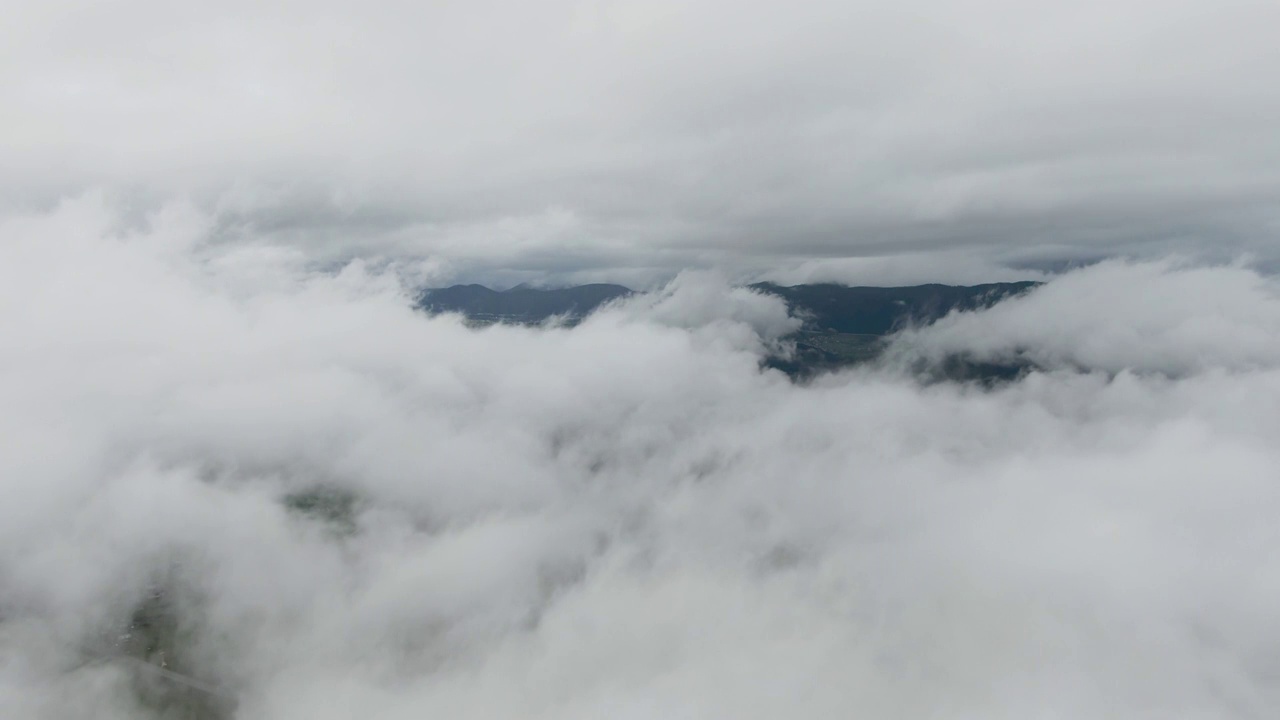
left=417, top=280, right=1038, bottom=332
left=416, top=280, right=1040, bottom=380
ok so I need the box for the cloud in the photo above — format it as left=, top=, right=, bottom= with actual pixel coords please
left=759, top=252, right=1049, bottom=287
left=2, top=198, right=1280, bottom=717
left=3, top=0, right=1279, bottom=281
left=892, top=258, right=1280, bottom=375
left=606, top=270, right=801, bottom=351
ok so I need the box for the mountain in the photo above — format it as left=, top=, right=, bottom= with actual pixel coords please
left=749, top=281, right=1039, bottom=380
left=748, top=282, right=1038, bottom=335
left=416, top=280, right=1040, bottom=380
left=417, top=283, right=632, bottom=324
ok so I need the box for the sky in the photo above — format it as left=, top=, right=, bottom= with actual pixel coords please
left=4, top=0, right=1280, bottom=285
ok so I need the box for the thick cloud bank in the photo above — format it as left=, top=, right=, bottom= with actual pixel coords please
left=3, top=198, right=1280, bottom=718
left=5, top=0, right=1280, bottom=280
left=896, top=259, right=1280, bottom=375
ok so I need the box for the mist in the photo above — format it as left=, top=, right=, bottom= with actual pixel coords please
left=1, top=196, right=1278, bottom=718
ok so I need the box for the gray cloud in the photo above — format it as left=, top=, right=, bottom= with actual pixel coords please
left=3, top=0, right=1279, bottom=282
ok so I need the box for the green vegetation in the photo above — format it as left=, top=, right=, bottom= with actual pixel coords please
left=794, top=332, right=883, bottom=361
left=282, top=485, right=360, bottom=536
left=113, top=589, right=233, bottom=720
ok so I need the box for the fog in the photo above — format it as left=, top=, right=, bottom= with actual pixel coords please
left=2, top=196, right=1278, bottom=718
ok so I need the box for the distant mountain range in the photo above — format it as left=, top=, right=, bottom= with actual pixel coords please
left=416, top=281, right=1039, bottom=380
left=417, top=283, right=633, bottom=324
left=749, top=282, right=1037, bottom=334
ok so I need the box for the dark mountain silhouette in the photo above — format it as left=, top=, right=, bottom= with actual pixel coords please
left=749, top=281, right=1038, bottom=381
left=417, top=283, right=632, bottom=324
left=748, top=281, right=1038, bottom=334
left=416, top=280, right=1040, bottom=381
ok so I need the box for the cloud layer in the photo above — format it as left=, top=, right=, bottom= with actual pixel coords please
left=3, top=198, right=1280, bottom=718
left=4, top=0, right=1280, bottom=281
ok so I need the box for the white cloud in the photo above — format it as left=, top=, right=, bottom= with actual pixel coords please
left=605, top=270, right=801, bottom=352
left=2, top=199, right=1280, bottom=717
left=893, top=258, right=1280, bottom=374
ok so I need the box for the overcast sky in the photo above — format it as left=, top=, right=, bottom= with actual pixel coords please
left=5, top=0, right=1280, bottom=285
